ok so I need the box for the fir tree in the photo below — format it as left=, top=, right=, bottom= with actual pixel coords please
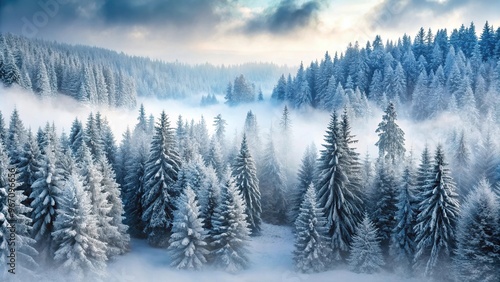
left=52, top=172, right=106, bottom=281
left=370, top=159, right=398, bottom=255
left=316, top=112, right=363, bottom=262
left=454, top=179, right=500, bottom=282
left=375, top=102, right=406, bottom=164
left=141, top=111, right=181, bottom=247
left=30, top=142, right=63, bottom=261
left=259, top=136, right=287, bottom=225
left=232, top=134, right=261, bottom=235
left=390, top=162, right=416, bottom=274
left=347, top=214, right=385, bottom=274
left=211, top=173, right=251, bottom=273
left=168, top=185, right=208, bottom=270
left=413, top=145, right=460, bottom=279
left=293, top=184, right=331, bottom=273
left=290, top=144, right=317, bottom=223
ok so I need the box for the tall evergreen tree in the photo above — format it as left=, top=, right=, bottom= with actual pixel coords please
left=293, top=184, right=331, bottom=273
left=141, top=111, right=181, bottom=247
left=390, top=162, right=416, bottom=274
left=52, top=172, right=106, bottom=281
left=211, top=173, right=251, bottom=273
left=168, top=185, right=208, bottom=270
left=290, top=144, right=317, bottom=223
left=370, top=159, right=398, bottom=254
left=375, top=102, right=406, bottom=164
left=259, top=135, right=287, bottom=225
left=232, top=134, right=261, bottom=235
left=454, top=179, right=500, bottom=282
left=347, top=214, right=385, bottom=274
left=29, top=142, right=63, bottom=261
left=413, top=145, right=460, bottom=279
left=316, top=112, right=363, bottom=262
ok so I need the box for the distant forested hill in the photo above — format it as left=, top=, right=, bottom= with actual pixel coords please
left=271, top=21, right=500, bottom=122
left=0, top=33, right=292, bottom=108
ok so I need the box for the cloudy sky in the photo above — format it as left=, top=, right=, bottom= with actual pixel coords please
left=1, top=0, right=499, bottom=65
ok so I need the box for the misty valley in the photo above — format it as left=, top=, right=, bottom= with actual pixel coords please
left=0, top=20, right=500, bottom=282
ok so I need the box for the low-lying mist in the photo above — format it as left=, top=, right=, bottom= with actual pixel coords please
left=0, top=86, right=494, bottom=174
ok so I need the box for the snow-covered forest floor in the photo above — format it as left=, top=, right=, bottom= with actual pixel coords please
left=106, top=223, right=419, bottom=282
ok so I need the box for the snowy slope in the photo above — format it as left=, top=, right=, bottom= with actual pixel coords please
left=106, top=223, right=422, bottom=282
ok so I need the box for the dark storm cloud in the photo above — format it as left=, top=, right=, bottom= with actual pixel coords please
left=0, top=0, right=233, bottom=37
left=242, top=0, right=327, bottom=35
left=369, top=0, right=500, bottom=29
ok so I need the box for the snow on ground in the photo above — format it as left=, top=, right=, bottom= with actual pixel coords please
left=107, top=223, right=422, bottom=282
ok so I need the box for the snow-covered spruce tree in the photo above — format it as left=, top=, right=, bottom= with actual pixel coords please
left=390, top=162, right=416, bottom=274
left=211, top=173, right=251, bottom=273
left=316, top=112, right=363, bottom=262
left=370, top=159, right=398, bottom=255
left=29, top=141, right=64, bottom=261
left=7, top=108, right=27, bottom=164
left=52, top=172, right=106, bottom=281
left=454, top=179, right=500, bottom=282
left=141, top=111, right=182, bottom=247
left=122, top=135, right=149, bottom=239
left=293, top=184, right=331, bottom=273
left=452, top=130, right=472, bottom=199
left=259, top=135, right=287, bottom=225
left=232, top=134, right=261, bottom=235
left=168, top=185, right=208, bottom=270
left=289, top=143, right=317, bottom=223
left=347, top=214, right=385, bottom=274
left=205, top=137, right=225, bottom=180
left=198, top=165, right=221, bottom=262
left=69, top=118, right=84, bottom=159
left=375, top=102, right=406, bottom=165
left=0, top=111, right=5, bottom=144
left=413, top=144, right=460, bottom=279
left=17, top=130, right=43, bottom=209
left=97, top=158, right=129, bottom=256
left=77, top=142, right=113, bottom=257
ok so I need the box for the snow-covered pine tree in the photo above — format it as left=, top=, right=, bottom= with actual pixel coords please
left=452, top=130, right=472, bottom=199
left=16, top=130, right=42, bottom=209
left=259, top=135, right=287, bottom=225
left=77, top=142, right=112, bottom=257
left=347, top=214, right=385, bottom=274
left=69, top=118, right=84, bottom=160
left=289, top=143, right=317, bottom=223
left=97, top=158, right=129, bottom=256
left=413, top=144, right=460, bottom=279
left=7, top=108, right=27, bottom=164
left=316, top=112, right=363, bottom=262
left=454, top=178, right=500, bottom=282
left=375, top=102, right=406, bottom=164
left=293, top=184, right=331, bottom=273
left=390, top=162, right=416, bottom=274
left=168, top=185, right=208, bottom=270
left=370, top=159, right=398, bottom=255
left=29, top=139, right=64, bottom=261
left=52, top=172, right=106, bottom=281
left=232, top=134, right=261, bottom=235
left=211, top=173, right=251, bottom=273
left=213, top=114, right=227, bottom=147
left=198, top=164, right=220, bottom=232
left=123, top=135, right=148, bottom=239
left=141, top=111, right=181, bottom=247
left=205, top=137, right=225, bottom=180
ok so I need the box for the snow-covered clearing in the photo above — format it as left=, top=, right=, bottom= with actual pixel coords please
left=107, top=224, right=421, bottom=282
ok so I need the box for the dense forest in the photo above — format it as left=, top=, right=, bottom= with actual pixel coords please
left=271, top=21, right=500, bottom=123
left=0, top=21, right=499, bottom=282
left=0, top=33, right=292, bottom=108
